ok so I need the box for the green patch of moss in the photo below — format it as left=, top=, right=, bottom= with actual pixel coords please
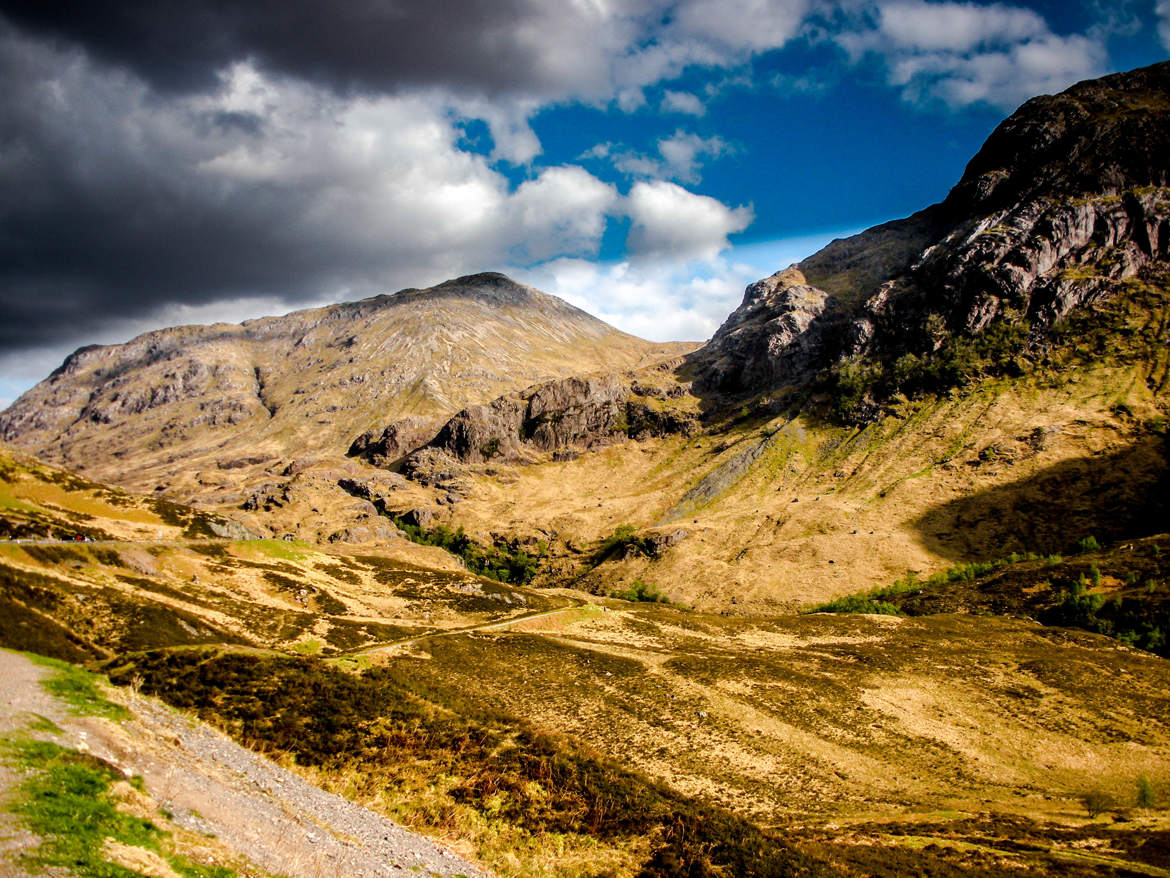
left=26, top=654, right=129, bottom=720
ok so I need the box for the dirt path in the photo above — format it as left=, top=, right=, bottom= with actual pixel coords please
left=0, top=649, right=489, bottom=878
left=350, top=601, right=589, bottom=657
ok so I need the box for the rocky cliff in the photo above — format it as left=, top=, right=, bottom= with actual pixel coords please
left=693, top=62, right=1170, bottom=420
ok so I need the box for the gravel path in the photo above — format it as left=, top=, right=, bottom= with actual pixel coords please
left=0, top=649, right=489, bottom=878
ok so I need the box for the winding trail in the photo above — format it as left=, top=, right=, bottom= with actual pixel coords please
left=345, top=598, right=591, bottom=657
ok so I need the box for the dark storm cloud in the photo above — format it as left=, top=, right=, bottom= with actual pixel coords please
left=0, top=20, right=442, bottom=354
left=0, top=0, right=597, bottom=97
left=0, top=15, right=637, bottom=359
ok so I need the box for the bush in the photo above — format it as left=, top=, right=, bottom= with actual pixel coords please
left=612, top=580, right=670, bottom=604
left=1137, top=775, right=1157, bottom=808
left=807, top=595, right=902, bottom=616
left=593, top=525, right=653, bottom=564
left=1081, top=790, right=1115, bottom=818
left=392, top=519, right=539, bottom=584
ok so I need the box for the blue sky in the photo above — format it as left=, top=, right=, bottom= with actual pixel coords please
left=0, top=0, right=1167, bottom=405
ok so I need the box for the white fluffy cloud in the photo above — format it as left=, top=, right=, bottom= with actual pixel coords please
left=520, top=257, right=750, bottom=342
left=626, top=181, right=754, bottom=261
left=878, top=1, right=1047, bottom=51
left=836, top=1, right=1107, bottom=109
left=662, top=90, right=707, bottom=115
left=507, top=166, right=620, bottom=261
left=1158, top=0, right=1170, bottom=51
left=586, top=131, right=730, bottom=184
left=672, top=0, right=814, bottom=52
left=657, top=131, right=731, bottom=183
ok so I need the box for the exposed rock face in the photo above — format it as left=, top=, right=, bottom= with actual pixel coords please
left=427, top=375, right=627, bottom=465
left=698, top=268, right=830, bottom=390
left=380, top=373, right=698, bottom=473
left=347, top=416, right=443, bottom=468
left=692, top=61, right=1170, bottom=403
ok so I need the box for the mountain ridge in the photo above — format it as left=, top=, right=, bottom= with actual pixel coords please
left=0, top=273, right=693, bottom=511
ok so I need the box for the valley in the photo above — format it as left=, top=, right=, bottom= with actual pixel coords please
left=3, top=62, right=1170, bottom=878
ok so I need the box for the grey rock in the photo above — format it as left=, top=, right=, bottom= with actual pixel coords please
left=348, top=415, right=443, bottom=468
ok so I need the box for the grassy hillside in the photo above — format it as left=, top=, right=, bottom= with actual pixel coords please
left=3, top=450, right=1170, bottom=876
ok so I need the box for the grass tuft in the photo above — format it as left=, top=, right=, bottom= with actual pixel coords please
left=0, top=735, right=234, bottom=878
left=26, top=653, right=129, bottom=720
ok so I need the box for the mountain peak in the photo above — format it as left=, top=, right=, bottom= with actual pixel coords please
left=407, top=272, right=544, bottom=307
left=944, top=60, right=1170, bottom=218
left=692, top=61, right=1170, bottom=416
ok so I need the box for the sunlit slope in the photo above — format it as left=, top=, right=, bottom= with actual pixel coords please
left=0, top=273, right=692, bottom=502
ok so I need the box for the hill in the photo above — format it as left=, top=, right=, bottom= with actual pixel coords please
left=0, top=273, right=692, bottom=535
left=338, top=62, right=1170, bottom=613
left=1, top=452, right=1168, bottom=878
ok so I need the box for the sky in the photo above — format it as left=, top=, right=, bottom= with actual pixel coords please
left=0, top=0, right=1167, bottom=407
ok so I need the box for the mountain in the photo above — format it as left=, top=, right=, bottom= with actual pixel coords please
left=694, top=61, right=1170, bottom=420
left=328, top=62, right=1170, bottom=612
left=0, top=272, right=691, bottom=532
left=4, top=64, right=1170, bottom=598
left=4, top=64, right=1170, bottom=878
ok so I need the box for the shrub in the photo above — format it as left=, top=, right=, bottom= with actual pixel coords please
left=1081, top=790, right=1115, bottom=818
left=1137, top=775, right=1157, bottom=808
left=593, top=525, right=653, bottom=564
left=391, top=519, right=540, bottom=584
left=1078, top=535, right=1102, bottom=553
left=611, top=580, right=670, bottom=604
left=807, top=595, right=902, bottom=616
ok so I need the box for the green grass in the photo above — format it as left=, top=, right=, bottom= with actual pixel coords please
left=248, top=538, right=310, bottom=562
left=611, top=580, right=673, bottom=604
left=26, top=653, right=129, bottom=720
left=0, top=735, right=233, bottom=878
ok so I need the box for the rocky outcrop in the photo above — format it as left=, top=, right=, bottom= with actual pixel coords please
left=390, top=373, right=698, bottom=474
left=347, top=416, right=442, bottom=467
left=696, top=268, right=831, bottom=391
left=689, top=61, right=1170, bottom=410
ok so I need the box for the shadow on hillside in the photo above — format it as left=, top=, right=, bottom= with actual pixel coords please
left=913, top=432, right=1170, bottom=561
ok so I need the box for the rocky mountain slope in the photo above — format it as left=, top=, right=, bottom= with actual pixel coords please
left=319, top=62, right=1170, bottom=612
left=0, top=273, right=691, bottom=508
left=3, top=64, right=1170, bottom=610
left=692, top=61, right=1170, bottom=419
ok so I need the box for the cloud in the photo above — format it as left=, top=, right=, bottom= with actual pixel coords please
left=662, top=89, right=707, bottom=115
left=587, top=131, right=731, bottom=184
left=878, top=1, right=1047, bottom=51
left=0, top=0, right=814, bottom=109
left=1158, top=0, right=1170, bottom=52
left=0, top=0, right=630, bottom=100
left=507, top=166, right=619, bottom=261
left=657, top=131, right=731, bottom=183
left=626, top=181, right=753, bottom=262
left=0, top=30, right=641, bottom=356
left=519, top=257, right=749, bottom=342
left=671, top=0, right=814, bottom=53
left=833, top=1, right=1107, bottom=110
